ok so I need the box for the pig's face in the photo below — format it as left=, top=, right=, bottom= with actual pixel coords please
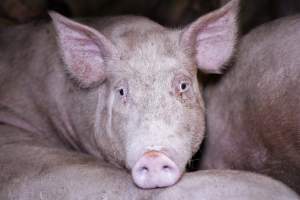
left=50, top=0, right=238, bottom=189
left=107, top=30, right=205, bottom=177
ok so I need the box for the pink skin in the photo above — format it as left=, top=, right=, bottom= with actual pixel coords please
left=1, top=1, right=299, bottom=199
left=132, top=151, right=180, bottom=189
left=48, top=0, right=238, bottom=189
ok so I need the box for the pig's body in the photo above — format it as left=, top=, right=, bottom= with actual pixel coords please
left=0, top=1, right=299, bottom=198
left=201, top=15, right=300, bottom=193
left=0, top=17, right=146, bottom=199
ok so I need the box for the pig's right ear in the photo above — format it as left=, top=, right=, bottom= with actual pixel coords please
left=49, top=12, right=116, bottom=88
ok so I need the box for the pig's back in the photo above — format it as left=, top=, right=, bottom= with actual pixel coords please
left=0, top=21, right=55, bottom=86
left=202, top=15, right=300, bottom=193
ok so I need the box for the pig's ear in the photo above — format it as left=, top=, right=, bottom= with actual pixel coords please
left=49, top=11, right=116, bottom=88
left=180, top=0, right=239, bottom=74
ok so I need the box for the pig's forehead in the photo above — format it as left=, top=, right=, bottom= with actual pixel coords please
left=110, top=62, right=197, bottom=89
left=112, top=31, right=193, bottom=75
left=94, top=16, right=195, bottom=75
left=115, top=29, right=179, bottom=55
left=100, top=15, right=179, bottom=51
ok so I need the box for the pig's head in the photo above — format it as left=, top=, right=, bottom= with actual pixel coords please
left=50, top=0, right=238, bottom=189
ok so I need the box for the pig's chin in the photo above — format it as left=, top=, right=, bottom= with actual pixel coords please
left=130, top=151, right=183, bottom=189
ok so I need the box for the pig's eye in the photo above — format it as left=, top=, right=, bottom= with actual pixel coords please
left=117, top=87, right=127, bottom=98
left=178, top=81, right=190, bottom=93
left=116, top=84, right=128, bottom=104
left=119, top=88, right=125, bottom=96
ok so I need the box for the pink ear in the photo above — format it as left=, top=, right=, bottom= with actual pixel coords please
left=49, top=12, right=115, bottom=87
left=181, top=0, right=239, bottom=74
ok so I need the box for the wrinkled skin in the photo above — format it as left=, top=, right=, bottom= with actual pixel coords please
left=0, top=0, right=298, bottom=199
left=200, top=15, right=300, bottom=194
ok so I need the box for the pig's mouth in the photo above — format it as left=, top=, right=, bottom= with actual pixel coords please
left=131, top=150, right=181, bottom=189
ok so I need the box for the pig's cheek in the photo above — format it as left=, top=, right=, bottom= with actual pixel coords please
left=109, top=109, right=129, bottom=155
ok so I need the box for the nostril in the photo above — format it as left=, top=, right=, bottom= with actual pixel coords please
left=162, top=165, right=172, bottom=171
left=132, top=151, right=181, bottom=189
left=140, top=166, right=149, bottom=173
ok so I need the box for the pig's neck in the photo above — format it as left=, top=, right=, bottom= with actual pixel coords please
left=52, top=80, right=124, bottom=167
left=0, top=22, right=119, bottom=165
left=93, top=86, right=126, bottom=168
left=43, top=64, right=111, bottom=161
left=41, top=63, right=121, bottom=166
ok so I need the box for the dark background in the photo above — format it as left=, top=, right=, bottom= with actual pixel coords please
left=1, top=0, right=300, bottom=34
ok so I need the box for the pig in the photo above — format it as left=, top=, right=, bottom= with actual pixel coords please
left=156, top=170, right=299, bottom=200
left=0, top=0, right=298, bottom=198
left=220, top=0, right=300, bottom=34
left=0, top=0, right=238, bottom=191
left=0, top=0, right=46, bottom=23
left=199, top=14, right=300, bottom=194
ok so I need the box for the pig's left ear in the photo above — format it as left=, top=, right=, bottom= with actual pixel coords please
left=180, top=0, right=239, bottom=74
left=49, top=12, right=116, bottom=88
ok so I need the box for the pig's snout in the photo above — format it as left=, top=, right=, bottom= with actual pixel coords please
left=132, top=151, right=180, bottom=189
